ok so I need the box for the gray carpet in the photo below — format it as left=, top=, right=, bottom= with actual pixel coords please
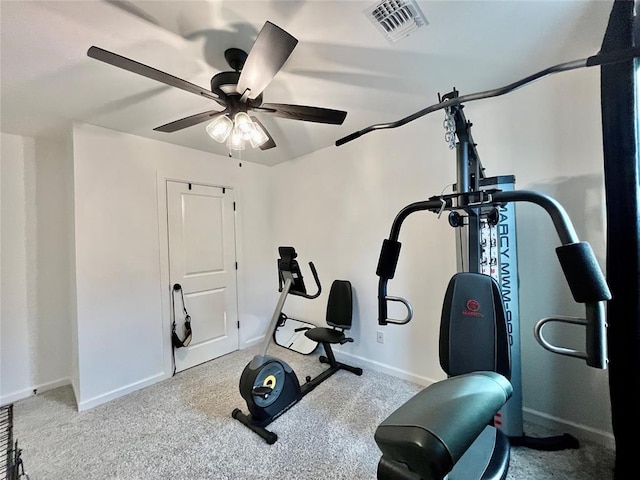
left=12, top=345, right=615, bottom=479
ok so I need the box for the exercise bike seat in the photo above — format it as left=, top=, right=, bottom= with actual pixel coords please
left=305, top=279, right=354, bottom=345
left=375, top=371, right=513, bottom=480
left=303, top=280, right=363, bottom=377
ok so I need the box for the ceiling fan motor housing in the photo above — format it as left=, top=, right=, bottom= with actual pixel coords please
left=224, top=48, right=248, bottom=71
left=210, top=71, right=263, bottom=108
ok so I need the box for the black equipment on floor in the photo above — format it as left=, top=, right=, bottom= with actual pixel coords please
left=375, top=273, right=513, bottom=480
left=1, top=404, right=29, bottom=480
left=232, top=247, right=362, bottom=444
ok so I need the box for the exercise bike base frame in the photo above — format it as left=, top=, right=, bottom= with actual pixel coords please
left=232, top=346, right=363, bottom=444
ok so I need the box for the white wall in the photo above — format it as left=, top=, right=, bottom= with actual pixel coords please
left=1, top=133, right=35, bottom=404
left=270, top=67, right=612, bottom=445
left=1, top=132, right=74, bottom=405
left=71, top=123, right=274, bottom=410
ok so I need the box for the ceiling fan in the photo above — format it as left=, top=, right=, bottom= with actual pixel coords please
left=87, top=21, right=347, bottom=151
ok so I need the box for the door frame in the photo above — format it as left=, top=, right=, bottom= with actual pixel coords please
left=156, top=173, right=243, bottom=378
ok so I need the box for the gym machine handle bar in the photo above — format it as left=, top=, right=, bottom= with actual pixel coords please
left=376, top=189, right=611, bottom=369
left=335, top=47, right=640, bottom=147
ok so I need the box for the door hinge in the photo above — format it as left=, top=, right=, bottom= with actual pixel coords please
left=235, top=261, right=238, bottom=270
left=237, top=320, right=240, bottom=329
left=188, top=183, right=192, bottom=190
left=222, top=187, right=226, bottom=193
left=233, top=201, right=236, bottom=211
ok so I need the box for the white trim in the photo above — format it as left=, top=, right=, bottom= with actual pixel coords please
left=77, top=372, right=164, bottom=411
left=242, top=334, right=265, bottom=349
left=334, top=349, right=438, bottom=387
left=1, top=377, right=71, bottom=406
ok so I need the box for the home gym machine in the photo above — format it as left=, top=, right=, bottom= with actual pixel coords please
left=232, top=247, right=362, bottom=444
left=335, top=47, right=638, bottom=479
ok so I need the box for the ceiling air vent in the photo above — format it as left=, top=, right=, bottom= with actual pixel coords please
left=365, top=0, right=428, bottom=43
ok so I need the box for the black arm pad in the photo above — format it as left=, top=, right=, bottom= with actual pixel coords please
left=376, top=239, right=402, bottom=279
left=556, top=242, right=612, bottom=303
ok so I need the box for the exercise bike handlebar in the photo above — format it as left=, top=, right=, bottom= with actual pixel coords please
left=259, top=259, right=321, bottom=358
left=291, top=262, right=322, bottom=299
left=335, top=47, right=640, bottom=147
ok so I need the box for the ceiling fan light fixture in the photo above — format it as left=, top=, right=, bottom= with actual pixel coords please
left=206, top=115, right=233, bottom=143
left=249, top=122, right=269, bottom=148
left=234, top=112, right=255, bottom=140
left=226, top=128, right=246, bottom=151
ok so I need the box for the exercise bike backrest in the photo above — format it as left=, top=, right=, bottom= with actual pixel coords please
left=277, top=246, right=321, bottom=299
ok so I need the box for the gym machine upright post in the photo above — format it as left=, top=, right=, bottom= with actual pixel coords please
left=232, top=247, right=362, bottom=444
left=441, top=94, right=579, bottom=450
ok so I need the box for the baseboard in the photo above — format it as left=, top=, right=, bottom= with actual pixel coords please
left=242, top=334, right=264, bottom=349
left=77, top=372, right=165, bottom=411
left=523, top=407, right=615, bottom=449
left=1, top=377, right=71, bottom=406
left=333, top=349, right=438, bottom=388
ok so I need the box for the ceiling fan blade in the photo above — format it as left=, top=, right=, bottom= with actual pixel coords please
left=250, top=116, right=277, bottom=150
left=236, top=22, right=298, bottom=100
left=258, top=103, right=347, bottom=125
left=87, top=46, right=223, bottom=104
left=154, top=109, right=227, bottom=133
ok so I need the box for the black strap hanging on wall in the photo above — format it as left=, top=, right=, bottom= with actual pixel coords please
left=171, top=283, right=193, bottom=349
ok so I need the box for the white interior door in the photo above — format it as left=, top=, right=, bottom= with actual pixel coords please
left=167, top=181, right=239, bottom=372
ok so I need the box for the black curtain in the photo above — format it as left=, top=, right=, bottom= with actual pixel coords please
left=600, top=1, right=639, bottom=477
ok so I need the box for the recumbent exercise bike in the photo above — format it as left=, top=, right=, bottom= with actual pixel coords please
left=232, top=246, right=363, bottom=444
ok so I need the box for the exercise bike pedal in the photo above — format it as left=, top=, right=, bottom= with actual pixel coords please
left=305, top=375, right=312, bottom=382
left=319, top=355, right=328, bottom=364
left=251, top=385, right=273, bottom=399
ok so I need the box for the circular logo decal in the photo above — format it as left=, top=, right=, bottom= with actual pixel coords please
left=263, top=375, right=277, bottom=388
left=466, top=299, right=480, bottom=312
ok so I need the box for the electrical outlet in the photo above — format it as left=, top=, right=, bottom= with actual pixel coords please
left=377, top=330, right=384, bottom=344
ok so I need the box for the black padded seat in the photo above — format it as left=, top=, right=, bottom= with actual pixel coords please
left=375, top=372, right=513, bottom=480
left=305, top=327, right=350, bottom=344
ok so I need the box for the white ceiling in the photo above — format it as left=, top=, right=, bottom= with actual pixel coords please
left=1, top=0, right=612, bottom=166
